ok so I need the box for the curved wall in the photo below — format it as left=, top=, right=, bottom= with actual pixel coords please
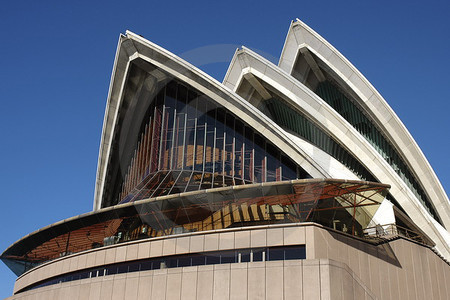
left=9, top=223, right=450, bottom=300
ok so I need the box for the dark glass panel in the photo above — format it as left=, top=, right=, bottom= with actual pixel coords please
left=244, top=126, right=254, bottom=181
left=220, top=250, right=236, bottom=264
left=117, top=264, right=128, bottom=274
left=156, top=86, right=165, bottom=106
left=216, top=108, right=225, bottom=133
left=214, top=137, right=224, bottom=175
left=185, top=119, right=196, bottom=170
left=176, top=84, right=187, bottom=111
left=284, top=246, right=306, bottom=260
left=195, top=125, right=205, bottom=171
left=167, top=257, right=178, bottom=268
left=72, top=273, right=81, bottom=280
left=281, top=155, right=297, bottom=180
left=206, top=253, right=220, bottom=265
left=173, top=113, right=185, bottom=170
left=166, top=80, right=177, bottom=102
left=191, top=254, right=206, bottom=266
left=239, top=249, right=251, bottom=262
left=177, top=256, right=192, bottom=267
left=206, top=105, right=216, bottom=132
left=106, top=266, right=118, bottom=275
left=234, top=119, right=244, bottom=179
left=253, top=133, right=265, bottom=182
left=197, top=96, right=208, bottom=124
left=268, top=247, right=284, bottom=261
left=252, top=248, right=264, bottom=261
left=266, top=143, right=279, bottom=182
left=152, top=260, right=163, bottom=270
left=187, top=90, right=197, bottom=119
left=128, top=262, right=140, bottom=272
left=140, top=261, right=152, bottom=271
left=224, top=113, right=235, bottom=178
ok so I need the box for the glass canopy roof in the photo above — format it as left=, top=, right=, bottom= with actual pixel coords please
left=2, top=179, right=389, bottom=276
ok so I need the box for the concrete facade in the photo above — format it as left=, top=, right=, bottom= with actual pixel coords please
left=7, top=223, right=450, bottom=300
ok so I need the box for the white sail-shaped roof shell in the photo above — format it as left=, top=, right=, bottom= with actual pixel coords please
left=223, top=20, right=450, bottom=258
left=93, top=31, right=336, bottom=212
left=280, top=20, right=449, bottom=225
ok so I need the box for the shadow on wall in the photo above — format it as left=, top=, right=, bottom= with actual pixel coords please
left=329, top=229, right=402, bottom=268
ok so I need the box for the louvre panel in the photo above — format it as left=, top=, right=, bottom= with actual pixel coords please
left=315, top=80, right=440, bottom=223
left=262, top=97, right=376, bottom=184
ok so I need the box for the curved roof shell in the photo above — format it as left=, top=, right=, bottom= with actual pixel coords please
left=279, top=19, right=449, bottom=226
left=93, top=31, right=343, bottom=212
left=223, top=20, right=450, bottom=258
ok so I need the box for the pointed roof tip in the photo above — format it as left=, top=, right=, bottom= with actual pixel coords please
left=119, top=31, right=133, bottom=42
left=227, top=47, right=243, bottom=62
left=124, top=30, right=148, bottom=41
left=293, top=18, right=308, bottom=28
left=238, top=46, right=264, bottom=59
left=239, top=46, right=264, bottom=60
left=290, top=18, right=321, bottom=40
left=232, top=46, right=246, bottom=55
left=288, top=18, right=310, bottom=32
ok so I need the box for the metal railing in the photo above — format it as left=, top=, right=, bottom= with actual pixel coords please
left=363, top=223, right=430, bottom=245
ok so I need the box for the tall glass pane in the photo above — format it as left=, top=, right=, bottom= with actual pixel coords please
left=115, top=72, right=305, bottom=205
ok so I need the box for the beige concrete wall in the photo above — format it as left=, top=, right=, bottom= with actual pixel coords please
left=7, top=223, right=450, bottom=300
left=310, top=225, right=450, bottom=300
left=7, top=259, right=374, bottom=300
left=12, top=224, right=306, bottom=294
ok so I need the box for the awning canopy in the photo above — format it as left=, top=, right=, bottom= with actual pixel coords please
left=2, top=179, right=389, bottom=276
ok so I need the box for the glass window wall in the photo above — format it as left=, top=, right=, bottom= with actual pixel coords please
left=113, top=69, right=309, bottom=207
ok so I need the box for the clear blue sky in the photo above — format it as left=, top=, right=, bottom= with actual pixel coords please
left=1, top=0, right=449, bottom=297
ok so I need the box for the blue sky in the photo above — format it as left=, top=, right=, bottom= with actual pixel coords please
left=0, top=0, right=449, bottom=297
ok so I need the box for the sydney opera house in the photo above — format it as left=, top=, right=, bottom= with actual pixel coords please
left=2, top=19, right=449, bottom=299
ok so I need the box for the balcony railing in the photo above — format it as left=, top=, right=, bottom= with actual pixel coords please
left=363, top=223, right=431, bottom=246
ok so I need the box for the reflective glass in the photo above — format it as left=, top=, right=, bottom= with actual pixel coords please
left=220, top=250, right=236, bottom=264
left=239, top=249, right=251, bottom=263
left=252, top=249, right=264, bottom=262
left=284, top=246, right=306, bottom=260
left=268, top=248, right=284, bottom=261
left=106, top=69, right=307, bottom=207
left=206, top=253, right=220, bottom=265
